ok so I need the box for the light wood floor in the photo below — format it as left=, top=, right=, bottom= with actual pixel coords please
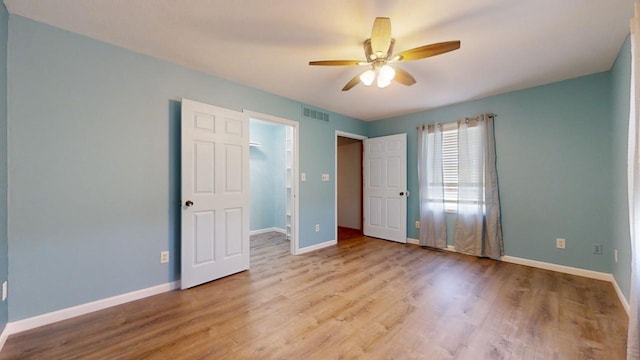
left=1, top=232, right=628, bottom=359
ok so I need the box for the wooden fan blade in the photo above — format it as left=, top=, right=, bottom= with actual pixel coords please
left=392, top=66, right=416, bottom=86
left=370, top=17, right=392, bottom=57
left=342, top=73, right=363, bottom=91
left=309, top=60, right=364, bottom=66
left=392, top=41, right=460, bottom=62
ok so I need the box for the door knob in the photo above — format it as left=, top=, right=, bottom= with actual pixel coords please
left=185, top=200, right=194, bottom=207
left=399, top=192, right=404, bottom=196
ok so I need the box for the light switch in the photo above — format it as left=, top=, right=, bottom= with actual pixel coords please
left=301, top=173, right=306, bottom=182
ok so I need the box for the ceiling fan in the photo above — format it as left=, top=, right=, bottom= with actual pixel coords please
left=309, top=17, right=461, bottom=91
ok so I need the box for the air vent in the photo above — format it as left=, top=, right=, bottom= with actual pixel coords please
left=302, top=107, right=329, bottom=122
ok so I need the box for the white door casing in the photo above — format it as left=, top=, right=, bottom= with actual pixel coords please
left=181, top=98, right=250, bottom=289
left=363, top=133, right=407, bottom=243
left=244, top=110, right=299, bottom=255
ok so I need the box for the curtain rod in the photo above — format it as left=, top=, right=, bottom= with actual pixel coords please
left=416, top=113, right=496, bottom=130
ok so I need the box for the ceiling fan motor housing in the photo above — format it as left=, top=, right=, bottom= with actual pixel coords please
left=364, top=38, right=395, bottom=62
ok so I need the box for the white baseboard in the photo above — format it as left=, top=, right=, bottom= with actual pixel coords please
left=500, top=255, right=611, bottom=281
left=296, top=240, right=337, bottom=255
left=4, top=281, right=180, bottom=337
left=407, top=237, right=629, bottom=314
left=407, top=238, right=455, bottom=252
left=250, top=227, right=286, bottom=236
left=407, top=238, right=419, bottom=245
left=0, top=325, right=9, bottom=354
left=611, top=276, right=631, bottom=315
left=502, top=256, right=629, bottom=316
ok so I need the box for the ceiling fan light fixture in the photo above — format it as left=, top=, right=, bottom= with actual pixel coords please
left=377, top=76, right=392, bottom=88
left=308, top=17, right=461, bottom=91
left=360, top=69, right=376, bottom=86
left=378, top=65, right=395, bottom=82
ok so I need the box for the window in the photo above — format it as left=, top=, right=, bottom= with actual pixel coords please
left=418, top=114, right=502, bottom=257
left=441, top=123, right=458, bottom=212
left=439, top=122, right=483, bottom=213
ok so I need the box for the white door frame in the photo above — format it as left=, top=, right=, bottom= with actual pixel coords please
left=335, top=130, right=368, bottom=242
left=244, top=110, right=300, bottom=255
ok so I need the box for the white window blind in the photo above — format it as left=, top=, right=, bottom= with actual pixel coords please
left=458, top=123, right=484, bottom=210
left=441, top=124, right=458, bottom=212
left=423, top=120, right=486, bottom=214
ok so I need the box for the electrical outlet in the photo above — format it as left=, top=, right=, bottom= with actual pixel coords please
left=2, top=281, right=7, bottom=301
left=556, top=238, right=566, bottom=249
left=593, top=244, right=603, bottom=255
left=315, top=224, right=320, bottom=232
left=160, top=251, right=169, bottom=264
left=615, top=249, right=618, bottom=263
left=321, top=174, right=330, bottom=181
left=415, top=221, right=420, bottom=229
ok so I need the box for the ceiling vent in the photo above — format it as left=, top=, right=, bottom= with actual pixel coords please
left=302, top=106, right=329, bottom=122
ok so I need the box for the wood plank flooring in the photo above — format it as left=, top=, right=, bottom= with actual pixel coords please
left=1, top=232, right=628, bottom=359
left=338, top=226, right=363, bottom=241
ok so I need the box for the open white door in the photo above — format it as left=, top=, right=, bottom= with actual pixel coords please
left=181, top=98, right=250, bottom=289
left=363, top=133, right=407, bottom=243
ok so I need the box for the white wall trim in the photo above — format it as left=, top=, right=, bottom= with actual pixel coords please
left=336, top=130, right=368, bottom=140
left=408, top=238, right=456, bottom=252
left=500, top=255, right=612, bottom=281
left=244, top=110, right=298, bottom=127
left=296, top=240, right=337, bottom=255
left=334, top=130, right=368, bottom=246
left=4, top=281, right=180, bottom=337
left=0, top=326, right=9, bottom=353
left=407, top=237, right=629, bottom=313
left=611, top=275, right=631, bottom=315
left=245, top=109, right=300, bottom=257
left=249, top=227, right=286, bottom=236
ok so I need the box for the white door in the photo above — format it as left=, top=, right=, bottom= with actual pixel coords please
left=363, top=133, right=407, bottom=243
left=181, top=98, right=250, bottom=289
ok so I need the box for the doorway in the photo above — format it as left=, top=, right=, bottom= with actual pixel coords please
left=335, top=131, right=367, bottom=241
left=247, top=111, right=299, bottom=255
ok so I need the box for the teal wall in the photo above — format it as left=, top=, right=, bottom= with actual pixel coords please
left=2, top=12, right=632, bottom=322
left=0, top=3, right=8, bottom=332
left=249, top=121, right=286, bottom=231
left=611, top=36, right=632, bottom=301
left=7, top=16, right=367, bottom=321
left=368, top=72, right=614, bottom=273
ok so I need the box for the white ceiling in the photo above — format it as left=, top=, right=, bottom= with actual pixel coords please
left=3, top=0, right=634, bottom=121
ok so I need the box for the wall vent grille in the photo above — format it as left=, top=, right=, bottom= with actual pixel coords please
left=302, top=107, right=329, bottom=122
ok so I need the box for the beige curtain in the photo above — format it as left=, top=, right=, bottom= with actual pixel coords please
left=454, top=114, right=503, bottom=260
left=417, top=124, right=447, bottom=248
